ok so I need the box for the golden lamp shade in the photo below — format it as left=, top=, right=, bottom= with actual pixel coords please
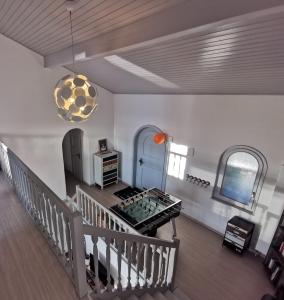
left=54, top=74, right=98, bottom=122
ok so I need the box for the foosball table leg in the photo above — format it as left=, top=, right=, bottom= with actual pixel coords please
left=171, top=218, right=177, bottom=239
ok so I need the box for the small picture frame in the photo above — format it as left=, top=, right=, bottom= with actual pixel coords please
left=98, top=139, right=108, bottom=153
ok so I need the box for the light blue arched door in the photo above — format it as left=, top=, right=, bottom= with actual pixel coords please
left=134, top=126, right=167, bottom=191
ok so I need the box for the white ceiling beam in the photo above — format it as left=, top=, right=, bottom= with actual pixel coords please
left=44, top=1, right=284, bottom=68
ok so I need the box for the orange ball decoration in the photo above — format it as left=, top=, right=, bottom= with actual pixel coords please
left=153, top=133, right=167, bottom=144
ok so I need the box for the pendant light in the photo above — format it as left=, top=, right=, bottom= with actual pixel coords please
left=54, top=1, right=98, bottom=122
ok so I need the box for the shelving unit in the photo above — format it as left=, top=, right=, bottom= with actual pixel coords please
left=264, top=211, right=284, bottom=286
left=94, top=150, right=119, bottom=190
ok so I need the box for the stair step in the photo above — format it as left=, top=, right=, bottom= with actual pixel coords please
left=173, top=288, right=191, bottom=300
left=153, top=291, right=168, bottom=300
left=114, top=289, right=191, bottom=300
left=140, top=293, right=154, bottom=300
left=164, top=290, right=180, bottom=300
left=127, top=295, right=139, bottom=300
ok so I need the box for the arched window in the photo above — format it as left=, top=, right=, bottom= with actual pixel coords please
left=213, top=145, right=267, bottom=213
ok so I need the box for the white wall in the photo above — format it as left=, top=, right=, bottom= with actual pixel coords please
left=0, top=33, right=114, bottom=199
left=114, top=94, right=284, bottom=255
left=1, top=31, right=283, bottom=255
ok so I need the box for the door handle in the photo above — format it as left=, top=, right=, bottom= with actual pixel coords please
left=138, top=158, right=143, bottom=166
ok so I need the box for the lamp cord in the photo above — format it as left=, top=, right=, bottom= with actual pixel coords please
left=69, top=10, right=75, bottom=69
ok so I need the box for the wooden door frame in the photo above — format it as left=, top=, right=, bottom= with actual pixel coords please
left=132, top=124, right=169, bottom=191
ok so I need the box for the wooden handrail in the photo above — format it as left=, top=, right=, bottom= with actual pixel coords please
left=83, top=225, right=179, bottom=248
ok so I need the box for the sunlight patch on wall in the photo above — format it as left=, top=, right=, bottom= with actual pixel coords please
left=104, top=55, right=179, bottom=89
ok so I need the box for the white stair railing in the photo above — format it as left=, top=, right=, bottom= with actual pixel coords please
left=75, top=186, right=140, bottom=235
left=0, top=145, right=88, bottom=298
left=83, top=225, right=180, bottom=300
left=75, top=187, right=180, bottom=299
left=0, top=141, right=180, bottom=300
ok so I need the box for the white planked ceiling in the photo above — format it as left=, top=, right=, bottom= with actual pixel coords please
left=1, top=0, right=284, bottom=94
left=0, top=0, right=183, bottom=55
left=67, top=6, right=284, bottom=94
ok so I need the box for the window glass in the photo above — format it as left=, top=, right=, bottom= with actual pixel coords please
left=167, top=143, right=188, bottom=180
left=170, top=142, right=188, bottom=156
left=212, top=145, right=267, bottom=213
left=220, top=152, right=258, bottom=204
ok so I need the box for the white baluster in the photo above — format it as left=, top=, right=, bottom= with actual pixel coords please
left=90, top=199, right=93, bottom=224
left=82, top=194, right=85, bottom=219
left=37, top=189, right=45, bottom=228
left=42, top=193, right=49, bottom=232
left=46, top=198, right=53, bottom=238
left=52, top=203, right=59, bottom=251
left=117, top=239, right=123, bottom=291
left=77, top=190, right=82, bottom=212
left=163, top=247, right=171, bottom=287
left=38, top=186, right=45, bottom=226
left=86, top=196, right=89, bottom=222
left=58, top=210, right=65, bottom=255
left=64, top=215, right=72, bottom=265
left=94, top=204, right=98, bottom=226
left=19, top=170, right=24, bottom=203
left=106, top=236, right=112, bottom=292
left=104, top=210, right=107, bottom=228
left=127, top=241, right=132, bottom=289
left=150, top=245, right=157, bottom=288
left=158, top=246, right=165, bottom=287
left=32, top=184, right=40, bottom=222
left=108, top=215, right=112, bottom=230
left=143, top=244, right=149, bottom=288
left=92, top=235, right=100, bottom=294
left=136, top=242, right=141, bottom=288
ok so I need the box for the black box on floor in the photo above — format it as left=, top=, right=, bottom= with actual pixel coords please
left=223, top=216, right=255, bottom=254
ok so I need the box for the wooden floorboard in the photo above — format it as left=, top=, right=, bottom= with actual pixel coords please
left=0, top=174, right=79, bottom=300
left=65, top=171, right=124, bottom=208
left=158, top=215, right=274, bottom=300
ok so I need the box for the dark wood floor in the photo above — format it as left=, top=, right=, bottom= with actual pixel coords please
left=166, top=216, right=274, bottom=300
left=0, top=174, right=79, bottom=300
left=65, top=170, right=122, bottom=208
left=0, top=172, right=274, bottom=300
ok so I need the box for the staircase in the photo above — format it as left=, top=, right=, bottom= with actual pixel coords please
left=112, top=288, right=191, bottom=300
left=78, top=185, right=181, bottom=300
left=0, top=141, right=190, bottom=300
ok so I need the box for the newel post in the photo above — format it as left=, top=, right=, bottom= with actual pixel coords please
left=70, top=211, right=88, bottom=298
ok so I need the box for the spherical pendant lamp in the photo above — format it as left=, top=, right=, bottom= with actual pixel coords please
left=54, top=2, right=98, bottom=123
left=54, top=74, right=98, bottom=122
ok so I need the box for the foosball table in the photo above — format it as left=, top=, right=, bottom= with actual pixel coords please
left=110, top=188, right=182, bottom=237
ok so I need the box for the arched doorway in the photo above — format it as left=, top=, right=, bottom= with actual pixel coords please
left=62, top=128, right=83, bottom=196
left=133, top=125, right=167, bottom=191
